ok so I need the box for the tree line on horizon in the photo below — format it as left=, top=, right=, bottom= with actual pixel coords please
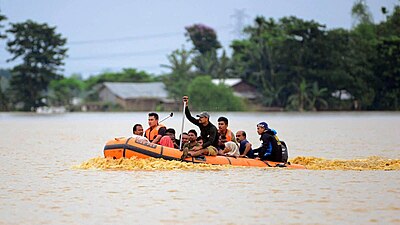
left=0, top=0, right=399, bottom=112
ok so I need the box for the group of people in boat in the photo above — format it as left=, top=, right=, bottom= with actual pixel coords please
left=132, top=96, right=288, bottom=163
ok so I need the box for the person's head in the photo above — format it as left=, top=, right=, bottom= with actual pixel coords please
left=187, top=129, right=197, bottom=142
left=180, top=132, right=189, bottom=144
left=236, top=130, right=246, bottom=142
left=217, top=116, right=229, bottom=132
left=218, top=135, right=227, bottom=146
left=257, top=122, right=268, bottom=135
left=148, top=112, right=159, bottom=128
left=165, top=128, right=176, bottom=140
left=196, top=111, right=210, bottom=125
left=196, top=136, right=203, bottom=146
left=133, top=124, right=144, bottom=136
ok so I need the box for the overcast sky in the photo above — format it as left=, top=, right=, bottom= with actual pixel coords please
left=0, top=0, right=398, bottom=78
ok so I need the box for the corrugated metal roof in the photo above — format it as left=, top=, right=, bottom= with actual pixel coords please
left=102, top=82, right=168, bottom=99
left=212, top=78, right=242, bottom=86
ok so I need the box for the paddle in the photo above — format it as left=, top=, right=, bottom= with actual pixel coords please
left=159, top=112, right=173, bottom=123
left=179, top=101, right=186, bottom=150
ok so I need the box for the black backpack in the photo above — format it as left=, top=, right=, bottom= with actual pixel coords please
left=280, top=141, right=289, bottom=163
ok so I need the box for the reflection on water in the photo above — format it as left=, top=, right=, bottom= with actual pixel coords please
left=1, top=112, right=400, bottom=224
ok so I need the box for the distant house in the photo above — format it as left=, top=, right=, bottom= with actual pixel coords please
left=211, top=78, right=259, bottom=100
left=96, top=82, right=176, bottom=111
left=331, top=89, right=352, bottom=100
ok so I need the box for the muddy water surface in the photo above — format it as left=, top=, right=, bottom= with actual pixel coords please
left=0, top=112, right=399, bottom=224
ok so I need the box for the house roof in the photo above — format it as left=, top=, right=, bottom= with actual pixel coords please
left=102, top=82, right=168, bottom=99
left=212, top=78, right=259, bottom=99
left=211, top=78, right=242, bottom=87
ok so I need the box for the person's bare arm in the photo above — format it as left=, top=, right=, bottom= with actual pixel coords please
left=152, top=134, right=162, bottom=144
left=242, top=142, right=252, bottom=156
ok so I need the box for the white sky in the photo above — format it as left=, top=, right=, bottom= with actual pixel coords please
left=0, top=0, right=397, bottom=78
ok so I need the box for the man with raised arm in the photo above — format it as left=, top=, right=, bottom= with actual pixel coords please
left=182, top=96, right=218, bottom=157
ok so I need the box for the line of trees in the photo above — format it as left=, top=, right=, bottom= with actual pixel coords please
left=0, top=1, right=399, bottom=112
left=162, top=1, right=400, bottom=111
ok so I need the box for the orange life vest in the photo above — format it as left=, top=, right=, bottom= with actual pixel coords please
left=223, top=129, right=234, bottom=142
left=145, top=124, right=166, bottom=142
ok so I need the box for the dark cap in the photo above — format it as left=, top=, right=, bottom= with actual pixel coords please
left=196, top=111, right=210, bottom=118
left=257, top=122, right=268, bottom=129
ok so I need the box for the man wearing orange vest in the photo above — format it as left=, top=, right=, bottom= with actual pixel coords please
left=217, top=116, right=238, bottom=144
left=144, top=112, right=166, bottom=144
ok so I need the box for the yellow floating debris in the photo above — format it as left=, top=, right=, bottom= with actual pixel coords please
left=291, top=156, right=400, bottom=170
left=73, top=157, right=233, bottom=171
left=74, top=156, right=400, bottom=171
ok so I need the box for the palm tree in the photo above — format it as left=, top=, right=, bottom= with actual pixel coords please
left=161, top=47, right=194, bottom=100
left=308, top=81, right=328, bottom=111
left=262, top=82, right=285, bottom=107
left=287, top=77, right=310, bottom=111
left=161, top=47, right=193, bottom=75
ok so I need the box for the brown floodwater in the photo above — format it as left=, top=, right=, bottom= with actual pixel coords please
left=0, top=112, right=399, bottom=224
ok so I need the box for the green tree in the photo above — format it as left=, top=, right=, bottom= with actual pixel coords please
left=187, top=76, right=244, bottom=111
left=185, top=23, right=232, bottom=79
left=0, top=80, right=8, bottom=111
left=308, top=81, right=328, bottom=111
left=0, top=69, right=11, bottom=111
left=348, top=1, right=377, bottom=109
left=287, top=77, right=310, bottom=111
left=232, top=16, right=328, bottom=109
left=192, top=51, right=218, bottom=76
left=373, top=5, right=400, bottom=109
left=0, top=12, right=9, bottom=110
left=161, top=47, right=194, bottom=100
left=48, top=75, right=84, bottom=108
left=6, top=20, right=67, bottom=111
left=185, top=24, right=221, bottom=54
left=0, top=10, right=7, bottom=39
left=84, top=68, right=154, bottom=91
left=231, top=17, right=283, bottom=105
left=351, top=0, right=374, bottom=26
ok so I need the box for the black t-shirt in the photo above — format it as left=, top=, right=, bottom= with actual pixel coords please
left=158, top=127, right=166, bottom=136
left=184, top=106, right=219, bottom=148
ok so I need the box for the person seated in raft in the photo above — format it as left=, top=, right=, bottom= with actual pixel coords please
left=145, top=112, right=166, bottom=144
left=176, top=132, right=189, bottom=149
left=217, top=135, right=227, bottom=154
left=132, top=124, right=144, bottom=136
left=236, top=130, right=255, bottom=158
left=136, top=135, right=150, bottom=144
left=217, top=135, right=240, bottom=156
left=217, top=116, right=238, bottom=144
left=145, top=112, right=173, bottom=147
left=253, top=122, right=285, bottom=162
left=220, top=141, right=240, bottom=157
left=196, top=136, right=203, bottom=146
left=165, top=128, right=179, bottom=149
left=183, top=130, right=199, bottom=151
left=182, top=96, right=218, bottom=157
left=182, top=129, right=201, bottom=158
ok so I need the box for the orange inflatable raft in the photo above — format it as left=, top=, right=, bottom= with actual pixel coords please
left=104, top=135, right=306, bottom=169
